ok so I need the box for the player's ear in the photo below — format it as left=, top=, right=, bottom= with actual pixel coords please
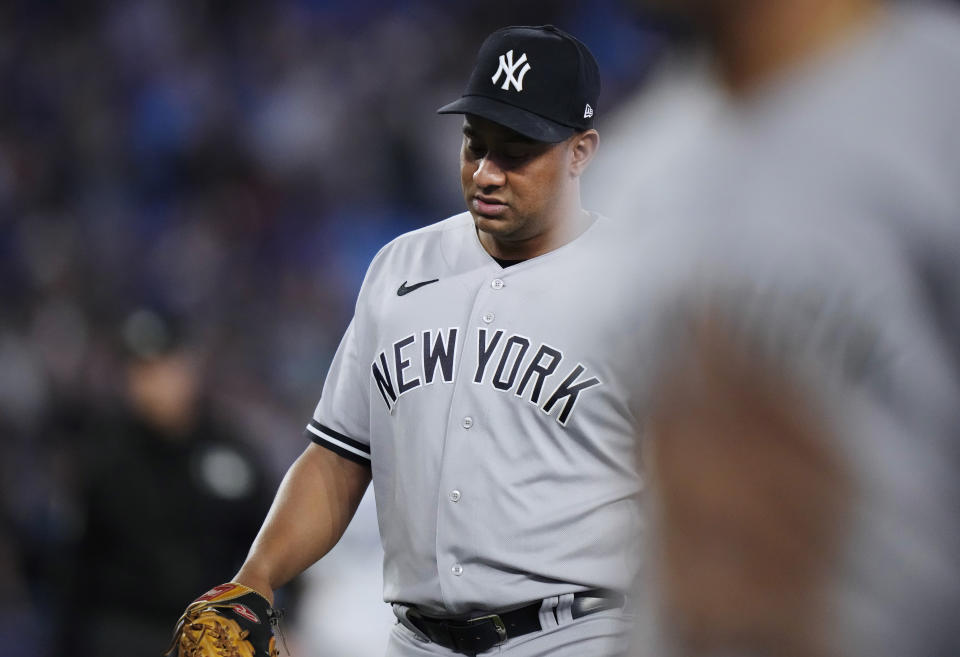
left=569, top=129, right=599, bottom=178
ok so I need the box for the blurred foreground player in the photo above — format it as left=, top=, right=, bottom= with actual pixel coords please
left=168, top=25, right=644, bottom=657
left=590, top=1, right=960, bottom=656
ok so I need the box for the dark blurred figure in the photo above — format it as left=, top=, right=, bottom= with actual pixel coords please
left=52, top=309, right=274, bottom=657
left=588, top=0, right=960, bottom=656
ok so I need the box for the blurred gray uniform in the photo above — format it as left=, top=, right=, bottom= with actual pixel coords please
left=306, top=211, right=641, bottom=655
left=589, top=2, right=960, bottom=656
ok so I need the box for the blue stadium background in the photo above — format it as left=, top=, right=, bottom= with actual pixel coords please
left=0, top=2, right=664, bottom=655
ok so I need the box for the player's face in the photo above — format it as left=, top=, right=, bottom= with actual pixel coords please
left=459, top=116, right=577, bottom=253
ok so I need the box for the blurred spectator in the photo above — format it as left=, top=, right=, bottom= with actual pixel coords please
left=51, top=309, right=274, bottom=657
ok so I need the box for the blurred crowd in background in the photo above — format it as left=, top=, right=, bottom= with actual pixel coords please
left=0, top=1, right=663, bottom=655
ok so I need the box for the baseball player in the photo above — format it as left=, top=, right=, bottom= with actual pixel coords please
left=588, top=0, right=960, bottom=656
left=169, top=25, right=643, bottom=657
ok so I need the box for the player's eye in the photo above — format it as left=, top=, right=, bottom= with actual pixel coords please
left=465, top=141, right=486, bottom=158
left=502, top=149, right=531, bottom=161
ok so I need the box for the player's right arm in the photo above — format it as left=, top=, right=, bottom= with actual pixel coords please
left=233, top=443, right=371, bottom=603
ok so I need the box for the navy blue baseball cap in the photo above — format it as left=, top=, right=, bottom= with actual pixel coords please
left=438, top=25, right=600, bottom=143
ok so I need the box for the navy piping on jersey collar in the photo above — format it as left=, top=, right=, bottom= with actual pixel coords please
left=493, top=256, right=524, bottom=268
left=305, top=419, right=371, bottom=466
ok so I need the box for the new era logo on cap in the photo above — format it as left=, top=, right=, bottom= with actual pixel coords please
left=438, top=25, right=600, bottom=143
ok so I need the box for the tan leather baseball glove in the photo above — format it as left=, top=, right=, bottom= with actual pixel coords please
left=166, top=582, right=283, bottom=657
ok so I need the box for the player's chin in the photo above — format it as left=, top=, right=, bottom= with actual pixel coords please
left=472, top=212, right=514, bottom=235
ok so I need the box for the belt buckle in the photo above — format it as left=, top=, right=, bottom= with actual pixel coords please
left=465, top=613, right=507, bottom=643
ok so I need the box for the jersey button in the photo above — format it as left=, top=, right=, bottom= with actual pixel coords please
left=449, top=489, right=461, bottom=502
left=461, top=416, right=473, bottom=429
left=451, top=563, right=463, bottom=576
left=491, top=279, right=505, bottom=290
left=482, top=312, right=495, bottom=324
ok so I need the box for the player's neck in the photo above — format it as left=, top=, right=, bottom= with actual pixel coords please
left=707, top=0, right=881, bottom=95
left=480, top=206, right=595, bottom=262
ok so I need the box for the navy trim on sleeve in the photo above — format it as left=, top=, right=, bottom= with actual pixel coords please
left=304, top=420, right=371, bottom=466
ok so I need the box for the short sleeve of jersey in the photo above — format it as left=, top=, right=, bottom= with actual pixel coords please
left=304, top=241, right=397, bottom=466
left=305, top=310, right=374, bottom=466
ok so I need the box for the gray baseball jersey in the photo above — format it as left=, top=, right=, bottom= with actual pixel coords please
left=307, top=211, right=643, bottom=616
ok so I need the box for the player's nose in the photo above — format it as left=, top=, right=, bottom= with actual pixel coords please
left=473, top=155, right=506, bottom=188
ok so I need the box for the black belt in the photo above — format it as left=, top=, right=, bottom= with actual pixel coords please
left=405, top=589, right=625, bottom=655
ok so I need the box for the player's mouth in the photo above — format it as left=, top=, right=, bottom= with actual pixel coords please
left=472, top=195, right=508, bottom=217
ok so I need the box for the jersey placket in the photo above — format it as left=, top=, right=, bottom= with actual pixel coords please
left=434, top=269, right=511, bottom=610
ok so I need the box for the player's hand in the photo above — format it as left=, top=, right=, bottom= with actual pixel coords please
left=165, top=582, right=284, bottom=657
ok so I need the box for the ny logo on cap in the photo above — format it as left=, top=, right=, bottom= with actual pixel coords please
left=491, top=50, right=532, bottom=92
